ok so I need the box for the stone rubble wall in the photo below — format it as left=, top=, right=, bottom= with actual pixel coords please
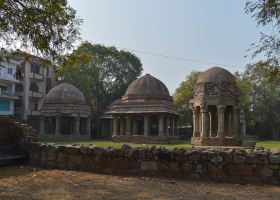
left=22, top=142, right=280, bottom=184
left=0, top=117, right=38, bottom=146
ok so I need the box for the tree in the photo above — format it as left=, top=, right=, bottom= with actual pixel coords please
left=245, top=0, right=280, bottom=77
left=58, top=42, right=143, bottom=117
left=0, top=0, right=82, bottom=62
left=241, top=61, right=280, bottom=139
left=173, top=71, right=200, bottom=127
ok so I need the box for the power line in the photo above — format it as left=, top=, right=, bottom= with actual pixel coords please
left=89, top=41, right=244, bottom=69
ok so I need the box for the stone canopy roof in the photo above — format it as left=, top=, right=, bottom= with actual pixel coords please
left=40, top=82, right=90, bottom=117
left=196, top=66, right=235, bottom=84
left=106, top=74, right=179, bottom=115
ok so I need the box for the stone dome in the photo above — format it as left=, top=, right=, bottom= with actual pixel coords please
left=125, top=74, right=170, bottom=96
left=196, top=66, right=235, bottom=84
left=44, top=82, right=86, bottom=105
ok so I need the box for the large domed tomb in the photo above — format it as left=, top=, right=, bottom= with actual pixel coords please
left=39, top=83, right=91, bottom=140
left=102, top=74, right=180, bottom=144
left=189, top=67, right=244, bottom=146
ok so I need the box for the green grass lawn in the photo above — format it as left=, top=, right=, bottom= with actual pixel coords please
left=39, top=139, right=280, bottom=149
left=255, top=140, right=280, bottom=149
left=39, top=139, right=192, bottom=150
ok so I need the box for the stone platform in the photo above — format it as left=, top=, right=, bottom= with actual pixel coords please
left=112, top=135, right=182, bottom=144
left=191, top=137, right=244, bottom=146
left=39, top=134, right=91, bottom=141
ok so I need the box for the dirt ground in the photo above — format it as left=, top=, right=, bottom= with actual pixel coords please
left=0, top=166, right=280, bottom=200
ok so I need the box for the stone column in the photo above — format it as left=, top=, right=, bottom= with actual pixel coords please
left=144, top=115, right=149, bottom=136
left=126, top=117, right=131, bottom=136
left=209, top=111, right=213, bottom=137
left=240, top=110, right=246, bottom=136
left=39, top=116, right=45, bottom=136
left=86, top=118, right=91, bottom=136
left=232, top=106, right=239, bottom=137
left=172, top=117, right=175, bottom=137
left=112, top=116, right=118, bottom=136
left=201, top=106, right=208, bottom=138
left=119, top=118, right=124, bottom=135
left=166, top=116, right=170, bottom=136
left=158, top=115, right=164, bottom=137
left=74, top=116, right=80, bottom=135
left=217, top=105, right=225, bottom=138
left=55, top=115, right=61, bottom=136
left=133, top=119, right=138, bottom=135
left=192, top=108, right=199, bottom=137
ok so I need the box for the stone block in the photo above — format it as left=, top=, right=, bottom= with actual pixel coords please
left=188, top=153, right=201, bottom=161
left=246, top=155, right=258, bottom=164
left=80, top=146, right=89, bottom=154
left=169, top=162, right=180, bottom=172
left=207, top=162, right=222, bottom=176
left=227, top=164, right=253, bottom=176
left=93, top=155, right=108, bottom=168
left=113, top=148, right=124, bottom=157
left=269, top=155, right=280, bottom=164
left=210, top=155, right=223, bottom=165
left=195, top=164, right=204, bottom=174
left=79, top=155, right=94, bottom=169
left=93, top=147, right=104, bottom=156
left=68, top=155, right=78, bottom=169
left=140, top=161, right=158, bottom=171
left=233, top=155, right=246, bottom=164
left=181, top=162, right=193, bottom=174
left=262, top=167, right=274, bottom=177
left=257, top=155, right=268, bottom=164
left=57, top=152, right=67, bottom=168
left=157, top=162, right=169, bottom=172
left=68, top=146, right=80, bottom=155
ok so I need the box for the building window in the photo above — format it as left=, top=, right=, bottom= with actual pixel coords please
left=29, top=82, right=39, bottom=92
left=0, top=100, right=10, bottom=111
left=8, top=68, right=13, bottom=75
left=31, top=64, right=41, bottom=74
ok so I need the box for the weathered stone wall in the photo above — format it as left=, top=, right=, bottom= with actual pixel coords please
left=23, top=142, right=280, bottom=184
left=0, top=117, right=38, bottom=146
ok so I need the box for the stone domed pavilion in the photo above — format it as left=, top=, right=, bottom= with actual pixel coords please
left=189, top=66, right=243, bottom=146
left=102, top=74, right=180, bottom=143
left=39, top=83, right=91, bottom=140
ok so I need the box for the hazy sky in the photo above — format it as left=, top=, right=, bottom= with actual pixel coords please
left=68, top=0, right=264, bottom=94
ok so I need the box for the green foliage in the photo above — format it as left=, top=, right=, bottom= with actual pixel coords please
left=245, top=0, right=280, bottom=76
left=241, top=61, right=280, bottom=139
left=0, top=0, right=82, bottom=61
left=173, top=71, right=200, bottom=127
left=58, top=42, right=143, bottom=117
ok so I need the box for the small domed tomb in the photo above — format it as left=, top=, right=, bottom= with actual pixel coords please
left=39, top=83, right=91, bottom=140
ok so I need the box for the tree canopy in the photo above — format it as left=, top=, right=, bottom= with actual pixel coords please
left=0, top=0, right=81, bottom=61
left=245, top=0, right=280, bottom=76
left=58, top=42, right=143, bottom=117
left=173, top=71, right=200, bottom=127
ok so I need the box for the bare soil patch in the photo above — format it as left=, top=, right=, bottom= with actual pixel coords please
left=0, top=166, right=279, bottom=200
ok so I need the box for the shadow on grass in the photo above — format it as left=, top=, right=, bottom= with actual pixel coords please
left=0, top=165, right=38, bottom=179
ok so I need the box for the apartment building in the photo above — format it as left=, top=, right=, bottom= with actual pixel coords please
left=0, top=49, right=56, bottom=126
left=0, top=52, right=20, bottom=116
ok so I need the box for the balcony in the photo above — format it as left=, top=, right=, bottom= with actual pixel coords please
left=29, top=72, right=44, bottom=81
left=28, top=110, right=41, bottom=116
left=29, top=91, right=43, bottom=98
left=0, top=89, right=18, bottom=100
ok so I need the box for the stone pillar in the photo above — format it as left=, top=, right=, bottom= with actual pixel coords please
left=166, top=116, right=170, bottom=136
left=232, top=106, right=239, bottom=137
left=144, top=115, right=149, bottom=136
left=172, top=117, right=175, bottom=137
left=86, top=118, right=91, bottom=136
left=201, top=106, right=208, bottom=138
left=158, top=115, right=164, bottom=137
left=192, top=108, right=199, bottom=137
left=39, top=116, right=45, bottom=136
left=217, top=105, right=225, bottom=138
left=133, top=119, right=138, bottom=135
left=112, top=116, right=118, bottom=136
left=119, top=118, right=124, bottom=135
left=126, top=117, right=131, bottom=136
left=240, top=110, right=246, bottom=136
left=209, top=111, right=213, bottom=137
left=55, top=116, right=61, bottom=136
left=74, top=116, right=80, bottom=135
